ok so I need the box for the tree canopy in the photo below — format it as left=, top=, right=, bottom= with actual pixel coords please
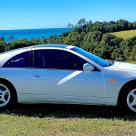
left=0, top=19, right=136, bottom=62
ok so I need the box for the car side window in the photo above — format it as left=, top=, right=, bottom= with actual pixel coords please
left=34, top=49, right=87, bottom=70
left=3, top=51, right=30, bottom=68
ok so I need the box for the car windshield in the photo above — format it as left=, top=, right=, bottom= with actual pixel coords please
left=71, top=47, right=111, bottom=67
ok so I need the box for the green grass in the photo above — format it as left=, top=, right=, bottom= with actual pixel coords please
left=1, top=104, right=136, bottom=136
left=128, top=61, right=136, bottom=64
left=111, top=30, right=136, bottom=39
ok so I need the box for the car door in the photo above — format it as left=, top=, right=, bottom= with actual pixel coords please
left=2, top=51, right=32, bottom=95
left=30, top=49, right=105, bottom=103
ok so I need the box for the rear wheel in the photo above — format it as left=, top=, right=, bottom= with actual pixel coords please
left=0, top=82, right=17, bottom=110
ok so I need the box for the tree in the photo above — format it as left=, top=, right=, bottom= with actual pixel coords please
left=117, top=19, right=129, bottom=30
left=77, top=18, right=87, bottom=27
left=8, top=39, right=36, bottom=50
left=120, top=36, right=136, bottom=61
left=1, top=19, right=136, bottom=62
left=0, top=40, right=6, bottom=52
left=64, top=32, right=81, bottom=45
left=129, top=46, right=136, bottom=61
left=132, top=22, right=136, bottom=29
left=101, top=34, right=123, bottom=46
left=83, top=31, right=103, bottom=43
left=47, top=36, right=63, bottom=44
left=67, top=23, right=74, bottom=28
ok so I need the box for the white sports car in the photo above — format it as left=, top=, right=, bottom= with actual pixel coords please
left=0, top=44, right=136, bottom=113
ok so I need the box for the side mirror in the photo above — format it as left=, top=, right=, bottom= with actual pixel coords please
left=83, top=63, right=94, bottom=72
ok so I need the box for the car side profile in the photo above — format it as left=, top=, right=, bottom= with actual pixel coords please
left=0, top=44, right=136, bottom=113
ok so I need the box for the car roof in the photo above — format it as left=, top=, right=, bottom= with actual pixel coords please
left=0, top=44, right=75, bottom=56
left=32, top=44, right=74, bottom=49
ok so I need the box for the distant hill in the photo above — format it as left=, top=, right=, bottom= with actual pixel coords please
left=111, top=30, right=136, bottom=39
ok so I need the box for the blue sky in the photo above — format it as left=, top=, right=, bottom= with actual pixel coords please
left=0, top=0, right=136, bottom=30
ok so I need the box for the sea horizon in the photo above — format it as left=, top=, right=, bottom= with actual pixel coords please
left=0, top=27, right=72, bottom=42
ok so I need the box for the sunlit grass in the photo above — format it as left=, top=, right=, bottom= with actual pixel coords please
left=111, top=30, right=136, bottom=39
left=0, top=104, right=136, bottom=136
left=127, top=61, right=136, bottom=64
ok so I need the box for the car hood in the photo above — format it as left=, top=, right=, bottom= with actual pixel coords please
left=108, top=61, right=136, bottom=72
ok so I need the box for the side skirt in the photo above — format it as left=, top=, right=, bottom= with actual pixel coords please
left=17, top=93, right=117, bottom=106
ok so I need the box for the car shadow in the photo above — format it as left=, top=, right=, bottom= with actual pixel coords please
left=1, top=104, right=136, bottom=120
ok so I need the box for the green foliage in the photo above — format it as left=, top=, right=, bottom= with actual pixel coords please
left=83, top=31, right=103, bottom=43
left=77, top=18, right=87, bottom=27
left=47, top=36, right=63, bottom=44
left=0, top=38, right=7, bottom=53
left=0, top=41, right=6, bottom=53
left=78, top=19, right=136, bottom=33
left=64, top=32, right=82, bottom=45
left=0, top=19, right=136, bottom=62
left=130, top=46, right=136, bottom=61
left=121, top=36, right=136, bottom=61
left=8, top=39, right=34, bottom=50
left=101, top=34, right=123, bottom=46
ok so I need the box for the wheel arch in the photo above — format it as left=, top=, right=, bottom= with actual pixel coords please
left=0, top=78, right=18, bottom=103
left=117, top=79, right=136, bottom=106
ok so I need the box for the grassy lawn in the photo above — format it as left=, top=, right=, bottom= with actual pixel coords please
left=1, top=104, right=136, bottom=136
left=111, top=30, right=136, bottom=39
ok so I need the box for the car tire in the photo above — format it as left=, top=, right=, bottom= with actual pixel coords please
left=118, top=85, right=136, bottom=114
left=0, top=81, right=17, bottom=110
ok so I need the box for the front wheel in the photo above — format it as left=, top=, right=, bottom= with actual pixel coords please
left=126, top=88, right=136, bottom=113
left=119, top=87, right=136, bottom=114
left=0, top=82, right=16, bottom=110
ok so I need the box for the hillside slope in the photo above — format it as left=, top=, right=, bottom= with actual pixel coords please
left=111, top=30, right=136, bottom=39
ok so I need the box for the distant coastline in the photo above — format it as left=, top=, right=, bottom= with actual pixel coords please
left=0, top=28, right=72, bottom=42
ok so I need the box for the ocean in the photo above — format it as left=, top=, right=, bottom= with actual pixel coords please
left=0, top=28, right=71, bottom=42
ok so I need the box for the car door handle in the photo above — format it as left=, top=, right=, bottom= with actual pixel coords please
left=34, top=75, right=41, bottom=78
